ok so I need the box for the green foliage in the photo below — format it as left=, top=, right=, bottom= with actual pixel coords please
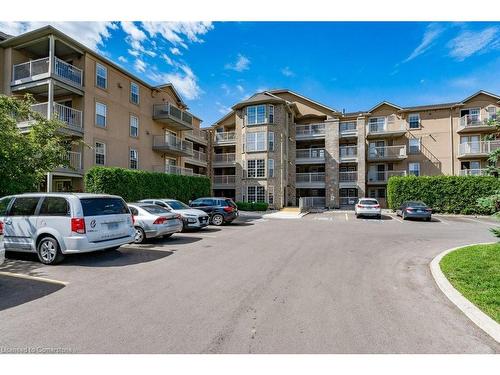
left=84, top=166, right=211, bottom=203
left=0, top=95, right=72, bottom=196
left=235, top=201, right=269, bottom=211
left=387, top=175, right=500, bottom=214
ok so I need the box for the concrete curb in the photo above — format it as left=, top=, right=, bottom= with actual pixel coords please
left=430, top=243, right=500, bottom=343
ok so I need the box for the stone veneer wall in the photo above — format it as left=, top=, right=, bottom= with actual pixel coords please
left=325, top=117, right=340, bottom=208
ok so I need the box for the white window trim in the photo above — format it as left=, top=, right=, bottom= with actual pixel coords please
left=409, top=138, right=421, bottom=153
left=408, top=113, right=420, bottom=129
left=268, top=131, right=275, bottom=151
left=130, top=115, right=139, bottom=137
left=247, top=159, right=266, bottom=178
left=96, top=62, right=107, bottom=89
left=129, top=148, right=139, bottom=169
left=130, top=82, right=140, bottom=104
left=267, top=185, right=274, bottom=205
left=246, top=104, right=269, bottom=126
left=247, top=186, right=266, bottom=203
left=409, top=162, right=420, bottom=176
left=95, top=141, right=106, bottom=165
left=246, top=131, right=267, bottom=152
left=268, top=159, right=275, bottom=178
left=95, top=102, right=107, bottom=127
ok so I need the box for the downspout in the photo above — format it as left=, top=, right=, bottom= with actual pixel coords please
left=449, top=107, right=455, bottom=176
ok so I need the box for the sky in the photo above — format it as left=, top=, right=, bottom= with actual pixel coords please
left=0, top=21, right=499, bottom=126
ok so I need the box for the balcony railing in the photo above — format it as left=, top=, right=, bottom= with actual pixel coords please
left=295, top=123, right=326, bottom=138
left=186, top=150, right=207, bottom=163
left=299, top=196, right=326, bottom=210
left=214, top=131, right=236, bottom=144
left=12, top=56, right=83, bottom=88
left=153, top=103, right=194, bottom=130
left=296, top=172, right=325, bottom=185
left=152, top=135, right=194, bottom=155
left=213, top=175, right=236, bottom=185
left=185, top=128, right=209, bottom=143
left=459, top=169, right=488, bottom=176
left=339, top=197, right=358, bottom=206
left=213, top=153, right=236, bottom=164
left=366, top=119, right=406, bottom=137
left=296, top=148, right=325, bottom=162
left=340, top=122, right=358, bottom=137
left=55, top=151, right=82, bottom=173
left=367, top=170, right=407, bottom=183
left=18, top=102, right=83, bottom=133
left=458, top=141, right=500, bottom=156
left=339, top=171, right=358, bottom=183
left=153, top=165, right=198, bottom=176
left=367, top=145, right=407, bottom=160
left=459, top=115, right=494, bottom=130
left=340, top=146, right=358, bottom=161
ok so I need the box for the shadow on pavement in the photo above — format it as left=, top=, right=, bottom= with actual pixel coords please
left=61, top=248, right=173, bottom=267
left=1, top=253, right=46, bottom=277
left=0, top=275, right=64, bottom=312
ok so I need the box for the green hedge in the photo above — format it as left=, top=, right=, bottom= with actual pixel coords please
left=236, top=201, right=269, bottom=211
left=387, top=175, right=500, bottom=214
left=84, top=167, right=211, bottom=203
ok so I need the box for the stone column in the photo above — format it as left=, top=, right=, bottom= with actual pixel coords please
left=325, top=117, right=340, bottom=208
left=356, top=116, right=367, bottom=198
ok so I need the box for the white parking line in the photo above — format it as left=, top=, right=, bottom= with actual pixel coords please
left=391, top=216, right=404, bottom=223
left=461, top=217, right=493, bottom=225
left=345, top=213, right=349, bottom=221
left=0, top=271, right=68, bottom=286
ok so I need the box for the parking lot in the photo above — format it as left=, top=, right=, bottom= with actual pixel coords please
left=0, top=211, right=499, bottom=353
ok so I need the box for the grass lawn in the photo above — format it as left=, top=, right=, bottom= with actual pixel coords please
left=440, top=243, right=500, bottom=323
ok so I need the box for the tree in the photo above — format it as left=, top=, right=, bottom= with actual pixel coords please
left=0, top=95, right=75, bottom=196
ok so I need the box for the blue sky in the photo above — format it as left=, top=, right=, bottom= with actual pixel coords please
left=1, top=21, right=499, bottom=125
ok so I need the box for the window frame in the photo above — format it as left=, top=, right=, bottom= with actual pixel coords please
left=129, top=148, right=139, bottom=170
left=95, top=101, right=107, bottom=128
left=268, top=159, right=275, bottom=178
left=408, top=138, right=421, bottom=154
left=95, top=141, right=106, bottom=165
left=268, top=131, right=275, bottom=151
left=129, top=114, right=139, bottom=138
left=95, top=62, right=108, bottom=89
left=408, top=113, right=420, bottom=129
left=247, top=186, right=266, bottom=203
left=39, top=197, right=71, bottom=217
left=247, top=159, right=266, bottom=178
left=246, top=104, right=268, bottom=125
left=408, top=162, right=420, bottom=176
left=130, top=82, right=140, bottom=105
left=246, top=131, right=267, bottom=152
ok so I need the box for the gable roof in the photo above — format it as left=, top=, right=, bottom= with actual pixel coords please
left=367, top=101, right=402, bottom=113
left=268, top=89, right=338, bottom=113
left=154, top=83, right=187, bottom=108
left=460, top=90, right=500, bottom=104
left=212, top=110, right=236, bottom=127
left=232, top=92, right=287, bottom=110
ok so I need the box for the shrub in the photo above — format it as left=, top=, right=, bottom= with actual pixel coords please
left=236, top=201, right=269, bottom=211
left=387, top=175, right=500, bottom=215
left=84, top=166, right=211, bottom=203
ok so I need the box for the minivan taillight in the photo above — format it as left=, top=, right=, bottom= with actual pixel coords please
left=0, top=220, right=3, bottom=235
left=223, top=206, right=234, bottom=213
left=71, top=218, right=86, bottom=234
left=131, top=214, right=135, bottom=224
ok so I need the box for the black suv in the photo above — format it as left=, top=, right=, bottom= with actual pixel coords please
left=189, top=197, right=238, bottom=226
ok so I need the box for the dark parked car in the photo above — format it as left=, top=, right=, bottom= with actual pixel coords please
left=189, top=197, right=238, bottom=226
left=396, top=201, right=432, bottom=221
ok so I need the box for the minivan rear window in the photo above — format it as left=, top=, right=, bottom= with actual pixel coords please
left=9, top=197, right=40, bottom=216
left=80, top=198, right=129, bottom=216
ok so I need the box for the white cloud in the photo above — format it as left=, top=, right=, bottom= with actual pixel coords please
left=149, top=64, right=202, bottom=100
left=170, top=47, right=182, bottom=56
left=221, top=84, right=231, bottom=95
left=281, top=66, right=295, bottom=77
left=134, top=59, right=146, bottom=73
left=236, top=84, right=244, bottom=93
left=403, top=23, right=444, bottom=63
left=0, top=21, right=115, bottom=51
left=225, top=54, right=250, bottom=72
left=216, top=101, right=232, bottom=115
left=141, top=22, right=214, bottom=48
left=118, top=56, right=128, bottom=63
left=120, top=21, right=146, bottom=43
left=447, top=27, right=500, bottom=61
left=161, top=53, right=174, bottom=66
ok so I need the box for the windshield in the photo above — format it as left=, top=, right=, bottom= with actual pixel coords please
left=81, top=198, right=129, bottom=216
left=141, top=205, right=171, bottom=215
left=166, top=200, right=190, bottom=209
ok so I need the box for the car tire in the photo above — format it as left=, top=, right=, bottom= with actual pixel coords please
left=211, top=214, right=224, bottom=226
left=36, top=236, right=64, bottom=265
left=133, top=227, right=146, bottom=244
left=377, top=214, right=382, bottom=220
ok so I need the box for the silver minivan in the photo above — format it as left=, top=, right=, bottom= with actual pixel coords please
left=0, top=193, right=135, bottom=265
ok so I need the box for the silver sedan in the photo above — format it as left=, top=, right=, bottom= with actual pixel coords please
left=127, top=203, right=183, bottom=244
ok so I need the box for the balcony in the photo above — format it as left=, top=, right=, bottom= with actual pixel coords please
left=339, top=197, right=358, bottom=207
left=339, top=122, right=358, bottom=139
left=295, top=148, right=325, bottom=164
left=54, top=151, right=83, bottom=175
left=213, top=153, right=236, bottom=166
left=17, top=102, right=83, bottom=136
left=458, top=169, right=488, bottom=176
left=295, top=172, right=326, bottom=188
left=153, top=164, right=204, bottom=177
left=457, top=115, right=495, bottom=133
left=458, top=141, right=500, bottom=158
left=185, top=128, right=209, bottom=145
left=213, top=175, right=236, bottom=187
left=295, top=123, right=326, bottom=140
left=339, top=171, right=358, bottom=186
left=366, top=119, right=406, bottom=139
left=12, top=57, right=83, bottom=91
left=367, top=170, right=407, bottom=184
left=339, top=146, right=358, bottom=162
left=367, top=145, right=407, bottom=161
left=214, top=131, right=236, bottom=145
left=153, top=103, right=194, bottom=131
left=152, top=135, right=194, bottom=156
left=185, top=150, right=208, bottom=166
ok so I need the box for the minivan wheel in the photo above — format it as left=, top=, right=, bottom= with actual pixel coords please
left=134, top=227, right=146, bottom=244
left=211, top=214, right=224, bottom=226
left=37, top=236, right=64, bottom=265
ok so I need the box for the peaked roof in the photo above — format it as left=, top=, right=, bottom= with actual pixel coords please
left=232, top=92, right=287, bottom=110
left=269, top=89, right=338, bottom=113
left=154, top=83, right=187, bottom=108
left=460, top=90, right=500, bottom=103
left=367, top=101, right=402, bottom=113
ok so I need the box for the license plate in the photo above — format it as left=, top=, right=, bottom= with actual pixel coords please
left=107, top=222, right=119, bottom=230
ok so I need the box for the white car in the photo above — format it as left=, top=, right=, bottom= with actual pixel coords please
left=354, top=198, right=382, bottom=219
left=0, top=193, right=135, bottom=265
left=139, top=199, right=209, bottom=230
left=127, top=203, right=183, bottom=243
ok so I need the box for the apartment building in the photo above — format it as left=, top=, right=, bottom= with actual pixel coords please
left=208, top=89, right=500, bottom=208
left=0, top=26, right=208, bottom=192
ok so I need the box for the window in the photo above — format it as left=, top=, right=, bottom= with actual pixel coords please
left=488, top=107, right=498, bottom=120
left=268, top=186, right=274, bottom=205
left=369, top=117, right=385, bottom=132
left=95, top=142, right=106, bottom=165
left=268, top=159, right=275, bottom=178
left=246, top=131, right=267, bottom=152
left=95, top=102, right=107, bottom=127
left=129, top=149, right=138, bottom=169
left=80, top=198, right=129, bottom=216
left=39, top=197, right=70, bottom=216
left=130, top=115, right=139, bottom=137
left=247, top=159, right=265, bottom=178
left=9, top=197, right=40, bottom=216
left=340, top=121, right=357, bottom=133
left=130, top=82, right=139, bottom=104
left=247, top=186, right=265, bottom=202
left=269, top=105, right=274, bottom=123
left=0, top=197, right=12, bottom=215
left=409, top=162, right=420, bottom=176
left=409, top=138, right=421, bottom=154
left=268, top=131, right=275, bottom=151
left=96, top=63, right=107, bottom=89
left=246, top=104, right=267, bottom=125
left=408, top=113, right=420, bottom=129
